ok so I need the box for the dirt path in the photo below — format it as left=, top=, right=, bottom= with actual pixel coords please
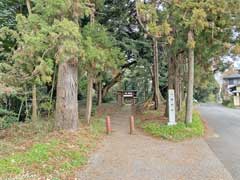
left=77, top=105, right=233, bottom=180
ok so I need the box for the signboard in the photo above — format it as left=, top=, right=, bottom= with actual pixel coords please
left=168, top=89, right=177, bottom=126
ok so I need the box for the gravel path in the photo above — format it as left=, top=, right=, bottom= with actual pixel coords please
left=77, top=106, right=233, bottom=180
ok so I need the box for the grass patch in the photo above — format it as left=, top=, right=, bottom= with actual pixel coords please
left=90, top=118, right=105, bottom=136
left=141, top=111, right=204, bottom=141
left=0, top=118, right=105, bottom=179
left=142, top=110, right=162, bottom=116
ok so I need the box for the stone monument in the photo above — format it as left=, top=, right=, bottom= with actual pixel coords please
left=168, top=89, right=177, bottom=126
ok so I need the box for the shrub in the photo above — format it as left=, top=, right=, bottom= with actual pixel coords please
left=0, top=116, right=18, bottom=129
left=0, top=108, right=18, bottom=130
left=222, top=98, right=235, bottom=108
left=0, top=108, right=17, bottom=116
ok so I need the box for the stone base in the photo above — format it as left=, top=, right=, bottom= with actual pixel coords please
left=168, top=122, right=177, bottom=126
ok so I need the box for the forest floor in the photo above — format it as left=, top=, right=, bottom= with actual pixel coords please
left=0, top=117, right=105, bottom=180
left=77, top=105, right=233, bottom=180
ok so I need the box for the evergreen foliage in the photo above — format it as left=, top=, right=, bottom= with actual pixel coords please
left=0, top=0, right=239, bottom=127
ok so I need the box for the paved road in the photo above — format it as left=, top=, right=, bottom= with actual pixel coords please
left=78, top=105, right=232, bottom=180
left=198, top=104, right=240, bottom=180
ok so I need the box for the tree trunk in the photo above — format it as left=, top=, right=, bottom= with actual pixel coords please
left=185, top=30, right=195, bottom=124
left=101, top=61, right=136, bottom=99
left=85, top=74, right=93, bottom=124
left=26, top=0, right=32, bottom=15
left=55, top=61, right=79, bottom=130
left=153, top=38, right=161, bottom=110
left=179, top=54, right=183, bottom=111
left=26, top=0, right=37, bottom=122
left=18, top=99, right=24, bottom=121
left=168, top=57, right=175, bottom=90
left=84, top=6, right=95, bottom=124
left=102, top=73, right=122, bottom=98
left=97, top=81, right=102, bottom=106
left=174, top=55, right=181, bottom=112
left=144, top=80, right=148, bottom=101
left=165, top=56, right=175, bottom=116
left=31, top=84, right=37, bottom=122
left=151, top=65, right=156, bottom=102
left=176, top=53, right=185, bottom=112
left=175, top=65, right=180, bottom=112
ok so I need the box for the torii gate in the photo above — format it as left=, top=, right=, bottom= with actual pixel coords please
left=117, top=90, right=137, bottom=106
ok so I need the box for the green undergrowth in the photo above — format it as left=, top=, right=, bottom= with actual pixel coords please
left=0, top=118, right=105, bottom=179
left=142, top=110, right=162, bottom=116
left=141, top=111, right=204, bottom=141
left=0, top=108, right=18, bottom=130
left=222, top=99, right=235, bottom=109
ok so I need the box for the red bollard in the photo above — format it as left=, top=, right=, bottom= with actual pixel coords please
left=130, top=115, right=135, bottom=134
left=106, top=116, right=111, bottom=134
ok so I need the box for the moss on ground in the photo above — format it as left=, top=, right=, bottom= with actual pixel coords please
left=141, top=111, right=204, bottom=141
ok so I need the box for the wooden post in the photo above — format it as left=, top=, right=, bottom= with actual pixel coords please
left=130, top=116, right=135, bottom=134
left=131, top=97, right=134, bottom=105
left=117, top=91, right=121, bottom=106
left=106, top=116, right=111, bottom=134
left=121, top=92, right=124, bottom=106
